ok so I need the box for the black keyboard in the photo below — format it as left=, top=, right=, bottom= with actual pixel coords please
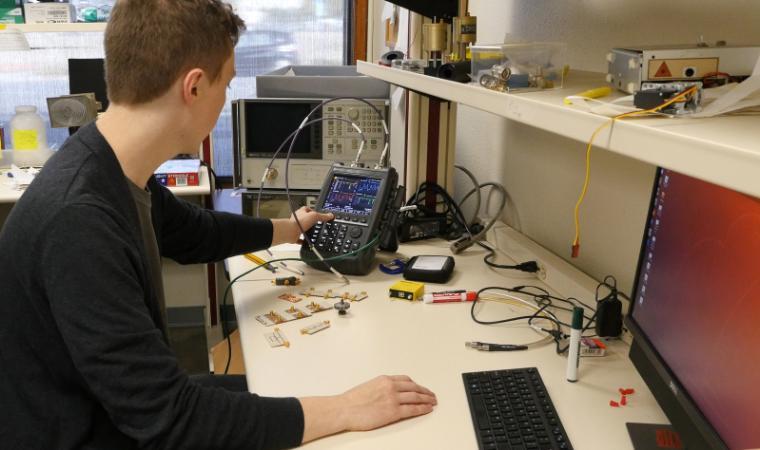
left=463, top=368, right=573, bottom=450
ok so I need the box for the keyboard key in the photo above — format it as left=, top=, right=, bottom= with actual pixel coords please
left=473, top=399, right=489, bottom=430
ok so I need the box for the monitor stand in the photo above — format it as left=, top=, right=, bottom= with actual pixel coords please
left=626, top=423, right=686, bottom=450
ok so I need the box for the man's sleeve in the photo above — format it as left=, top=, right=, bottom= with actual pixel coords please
left=153, top=180, right=274, bottom=264
left=41, top=204, right=304, bottom=450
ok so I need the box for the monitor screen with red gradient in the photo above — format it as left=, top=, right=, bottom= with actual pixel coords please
left=631, top=169, right=760, bottom=449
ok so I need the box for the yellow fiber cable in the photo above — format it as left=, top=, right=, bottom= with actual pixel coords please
left=571, top=86, right=698, bottom=257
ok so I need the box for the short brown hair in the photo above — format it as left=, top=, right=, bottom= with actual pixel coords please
left=104, top=0, right=245, bottom=105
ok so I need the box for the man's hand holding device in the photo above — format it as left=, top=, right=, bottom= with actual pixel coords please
left=272, top=206, right=334, bottom=246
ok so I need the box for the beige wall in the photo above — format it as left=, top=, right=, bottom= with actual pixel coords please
left=455, top=0, right=760, bottom=294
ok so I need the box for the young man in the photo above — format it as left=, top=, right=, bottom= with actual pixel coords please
left=0, top=0, right=436, bottom=448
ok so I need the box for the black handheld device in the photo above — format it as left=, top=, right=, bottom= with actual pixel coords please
left=300, top=164, right=399, bottom=275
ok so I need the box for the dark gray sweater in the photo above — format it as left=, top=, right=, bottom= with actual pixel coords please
left=0, top=123, right=304, bottom=449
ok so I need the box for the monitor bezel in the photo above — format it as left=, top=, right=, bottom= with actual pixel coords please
left=625, top=167, right=728, bottom=450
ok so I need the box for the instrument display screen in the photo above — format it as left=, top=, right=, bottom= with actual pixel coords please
left=322, top=174, right=381, bottom=216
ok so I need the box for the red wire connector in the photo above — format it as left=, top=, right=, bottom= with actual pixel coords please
left=611, top=387, right=636, bottom=407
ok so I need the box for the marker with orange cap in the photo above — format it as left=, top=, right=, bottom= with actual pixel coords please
left=423, top=290, right=477, bottom=304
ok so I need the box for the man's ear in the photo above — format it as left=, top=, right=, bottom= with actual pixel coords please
left=182, top=68, right=205, bottom=103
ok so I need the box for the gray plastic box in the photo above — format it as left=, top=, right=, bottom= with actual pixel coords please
left=256, top=65, right=389, bottom=99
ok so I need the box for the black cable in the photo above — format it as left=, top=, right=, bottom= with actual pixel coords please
left=479, top=285, right=581, bottom=322
left=470, top=287, right=564, bottom=329
left=476, top=241, right=540, bottom=273
left=457, top=181, right=507, bottom=244
left=470, top=287, right=570, bottom=355
left=580, top=275, right=618, bottom=338
left=454, top=164, right=481, bottom=226
left=597, top=275, right=618, bottom=299
left=401, top=181, right=472, bottom=240
left=510, top=284, right=597, bottom=314
left=469, top=283, right=606, bottom=356
left=524, top=303, right=570, bottom=354
left=199, top=161, right=218, bottom=192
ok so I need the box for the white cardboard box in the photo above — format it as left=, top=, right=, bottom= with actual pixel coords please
left=23, top=3, right=74, bottom=24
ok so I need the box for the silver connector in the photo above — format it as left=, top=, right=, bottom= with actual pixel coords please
left=465, top=341, right=487, bottom=351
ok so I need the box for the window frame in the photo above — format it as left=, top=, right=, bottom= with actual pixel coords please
left=213, top=0, right=366, bottom=186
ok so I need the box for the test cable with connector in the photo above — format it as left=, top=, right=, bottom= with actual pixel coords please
left=224, top=98, right=394, bottom=372
left=263, top=96, right=390, bottom=172
left=254, top=97, right=391, bottom=284
left=571, top=85, right=699, bottom=258
left=454, top=164, right=482, bottom=228
left=398, top=169, right=538, bottom=273
left=465, top=342, right=528, bottom=352
left=283, top=117, right=367, bottom=284
left=221, top=236, right=381, bottom=374
left=507, top=284, right=597, bottom=328
left=531, top=276, right=621, bottom=355
left=517, top=280, right=612, bottom=355
left=469, top=283, right=605, bottom=356
left=251, top=116, right=366, bottom=284
left=252, top=118, right=356, bottom=276
left=452, top=166, right=541, bottom=274
left=468, top=288, right=562, bottom=351
left=450, top=165, right=508, bottom=254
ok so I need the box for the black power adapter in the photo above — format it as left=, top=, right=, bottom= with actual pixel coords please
left=595, top=283, right=623, bottom=338
left=398, top=215, right=448, bottom=242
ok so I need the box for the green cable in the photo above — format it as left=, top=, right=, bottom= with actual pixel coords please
left=222, top=234, right=380, bottom=374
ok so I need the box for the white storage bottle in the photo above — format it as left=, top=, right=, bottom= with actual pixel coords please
left=10, top=105, right=47, bottom=151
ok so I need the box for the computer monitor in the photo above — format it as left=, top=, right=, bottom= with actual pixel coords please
left=626, top=168, right=760, bottom=449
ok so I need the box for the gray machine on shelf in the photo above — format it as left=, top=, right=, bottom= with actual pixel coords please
left=606, top=44, right=760, bottom=94
left=232, top=65, right=391, bottom=218
left=232, top=97, right=390, bottom=191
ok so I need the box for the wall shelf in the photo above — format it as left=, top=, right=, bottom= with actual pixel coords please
left=1, top=23, right=107, bottom=32
left=357, top=60, right=760, bottom=199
